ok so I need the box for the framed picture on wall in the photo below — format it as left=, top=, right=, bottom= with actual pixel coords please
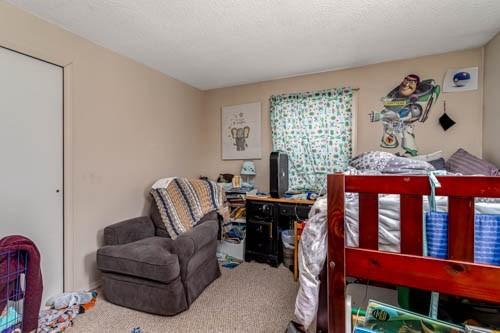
left=443, top=67, right=479, bottom=92
left=221, top=102, right=261, bottom=160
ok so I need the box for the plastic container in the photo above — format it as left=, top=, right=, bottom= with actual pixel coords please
left=281, top=230, right=295, bottom=269
left=217, top=238, right=245, bottom=261
left=282, top=243, right=294, bottom=269
left=281, top=229, right=295, bottom=246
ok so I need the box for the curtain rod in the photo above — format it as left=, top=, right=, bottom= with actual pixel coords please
left=272, top=87, right=360, bottom=97
left=322, top=87, right=360, bottom=91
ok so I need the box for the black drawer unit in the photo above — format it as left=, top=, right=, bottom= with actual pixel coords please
left=245, top=201, right=279, bottom=266
left=245, top=197, right=313, bottom=267
left=278, top=204, right=310, bottom=220
left=246, top=201, right=274, bottom=221
left=246, top=220, right=274, bottom=255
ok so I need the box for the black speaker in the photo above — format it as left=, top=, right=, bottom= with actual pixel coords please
left=270, top=151, right=288, bottom=198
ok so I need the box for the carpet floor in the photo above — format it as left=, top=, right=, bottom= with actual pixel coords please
left=71, top=262, right=298, bottom=333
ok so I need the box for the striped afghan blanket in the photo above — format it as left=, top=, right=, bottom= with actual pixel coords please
left=150, top=178, right=225, bottom=239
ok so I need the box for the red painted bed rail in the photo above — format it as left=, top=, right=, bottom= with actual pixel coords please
left=344, top=174, right=500, bottom=197
left=322, top=173, right=500, bottom=333
left=346, top=248, right=500, bottom=303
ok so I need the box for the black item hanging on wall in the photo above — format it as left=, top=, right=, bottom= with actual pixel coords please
left=439, top=101, right=456, bottom=131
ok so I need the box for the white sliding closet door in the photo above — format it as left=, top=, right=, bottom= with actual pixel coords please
left=0, top=46, right=63, bottom=302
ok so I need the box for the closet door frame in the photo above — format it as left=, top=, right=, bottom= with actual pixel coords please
left=0, top=42, right=75, bottom=292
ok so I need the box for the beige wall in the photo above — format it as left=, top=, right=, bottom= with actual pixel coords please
left=484, top=33, right=500, bottom=166
left=201, top=49, right=484, bottom=191
left=0, top=1, right=490, bottom=292
left=0, top=2, right=204, bottom=291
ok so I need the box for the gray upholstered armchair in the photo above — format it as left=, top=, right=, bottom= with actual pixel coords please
left=96, top=204, right=221, bottom=315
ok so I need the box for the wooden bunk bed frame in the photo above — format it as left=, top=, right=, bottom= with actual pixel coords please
left=317, top=173, right=500, bottom=333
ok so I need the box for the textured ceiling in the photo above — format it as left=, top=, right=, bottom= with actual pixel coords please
left=7, top=0, right=500, bottom=90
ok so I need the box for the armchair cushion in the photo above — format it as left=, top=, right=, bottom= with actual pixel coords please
left=104, top=216, right=155, bottom=246
left=97, top=237, right=180, bottom=284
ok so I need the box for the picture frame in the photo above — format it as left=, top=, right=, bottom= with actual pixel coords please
left=443, top=67, right=479, bottom=92
left=221, top=102, right=261, bottom=160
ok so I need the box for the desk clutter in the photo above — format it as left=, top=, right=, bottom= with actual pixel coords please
left=213, top=152, right=323, bottom=290
left=215, top=163, right=255, bottom=263
left=216, top=183, right=252, bottom=265
left=215, top=154, right=317, bottom=273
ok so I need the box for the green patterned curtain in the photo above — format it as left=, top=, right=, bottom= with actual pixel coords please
left=270, top=88, right=353, bottom=192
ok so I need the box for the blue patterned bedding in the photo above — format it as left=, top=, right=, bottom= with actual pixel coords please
left=426, top=211, right=500, bottom=265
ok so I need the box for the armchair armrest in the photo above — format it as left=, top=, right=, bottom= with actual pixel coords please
left=169, top=222, right=217, bottom=256
left=177, top=220, right=218, bottom=251
left=168, top=220, right=219, bottom=278
left=104, top=216, right=155, bottom=246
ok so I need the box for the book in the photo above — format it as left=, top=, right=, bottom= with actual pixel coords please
left=363, top=300, right=464, bottom=333
left=354, top=328, right=377, bottom=333
left=465, top=325, right=500, bottom=333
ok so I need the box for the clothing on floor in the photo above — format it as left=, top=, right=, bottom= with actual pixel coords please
left=45, top=291, right=96, bottom=310
left=38, top=291, right=97, bottom=333
left=1, top=328, right=21, bottom=333
left=38, top=305, right=80, bottom=333
left=0, top=236, right=43, bottom=333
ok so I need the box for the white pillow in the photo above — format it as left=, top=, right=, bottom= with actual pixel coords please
left=152, top=177, right=176, bottom=189
left=408, top=150, right=443, bottom=162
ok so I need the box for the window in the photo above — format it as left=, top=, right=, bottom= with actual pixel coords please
left=270, top=88, right=353, bottom=192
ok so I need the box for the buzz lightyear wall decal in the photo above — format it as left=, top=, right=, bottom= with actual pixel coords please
left=370, top=74, right=440, bottom=156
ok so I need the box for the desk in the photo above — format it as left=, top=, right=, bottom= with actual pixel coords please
left=245, top=195, right=314, bottom=267
left=245, top=195, right=315, bottom=206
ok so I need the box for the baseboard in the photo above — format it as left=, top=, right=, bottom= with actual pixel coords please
left=88, top=279, right=102, bottom=291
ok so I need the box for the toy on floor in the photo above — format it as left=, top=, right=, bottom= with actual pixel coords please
left=216, top=253, right=243, bottom=269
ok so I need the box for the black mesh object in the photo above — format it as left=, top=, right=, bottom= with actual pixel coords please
left=439, top=112, right=456, bottom=131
